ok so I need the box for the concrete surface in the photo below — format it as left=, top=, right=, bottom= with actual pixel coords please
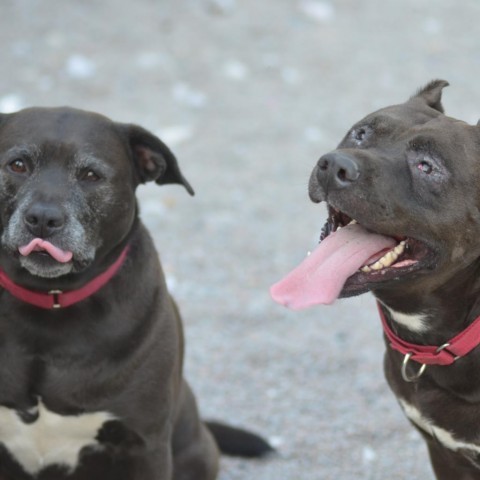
left=3, top=1, right=480, bottom=478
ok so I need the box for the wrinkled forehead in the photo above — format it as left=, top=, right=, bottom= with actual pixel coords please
left=352, top=101, right=442, bottom=133
left=341, top=99, right=475, bottom=147
left=338, top=100, right=480, bottom=176
left=0, top=107, right=124, bottom=154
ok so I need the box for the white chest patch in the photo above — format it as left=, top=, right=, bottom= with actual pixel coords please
left=383, top=305, right=429, bottom=333
left=0, top=401, right=115, bottom=475
left=399, top=399, right=480, bottom=455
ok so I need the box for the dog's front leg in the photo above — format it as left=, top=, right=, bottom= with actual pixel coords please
left=131, top=443, right=173, bottom=480
left=426, top=437, right=480, bottom=480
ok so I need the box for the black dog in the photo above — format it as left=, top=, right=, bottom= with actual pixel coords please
left=0, top=107, right=271, bottom=480
left=272, top=81, right=480, bottom=479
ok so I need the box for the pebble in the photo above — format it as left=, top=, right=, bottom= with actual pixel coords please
left=156, top=125, right=194, bottom=147
left=0, top=94, right=24, bottom=113
left=269, top=436, right=285, bottom=448
left=424, top=17, right=442, bottom=35
left=304, top=126, right=325, bottom=143
left=299, top=0, right=335, bottom=23
left=172, top=83, right=208, bottom=108
left=66, top=54, right=96, bottom=79
left=136, top=51, right=168, bottom=70
left=362, top=445, right=378, bottom=464
left=223, top=60, right=249, bottom=81
left=282, top=67, right=301, bottom=85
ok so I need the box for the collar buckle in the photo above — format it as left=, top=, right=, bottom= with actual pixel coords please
left=48, top=289, right=63, bottom=309
left=436, top=342, right=460, bottom=361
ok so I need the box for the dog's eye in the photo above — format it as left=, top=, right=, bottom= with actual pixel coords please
left=417, top=160, right=433, bottom=174
left=8, top=159, right=28, bottom=174
left=351, top=127, right=370, bottom=145
left=355, top=129, right=367, bottom=141
left=82, top=170, right=101, bottom=182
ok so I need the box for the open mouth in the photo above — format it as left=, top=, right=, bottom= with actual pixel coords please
left=270, top=205, right=436, bottom=310
left=320, top=206, right=433, bottom=281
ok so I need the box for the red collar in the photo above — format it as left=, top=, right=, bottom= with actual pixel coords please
left=378, top=302, right=480, bottom=366
left=0, top=246, right=129, bottom=310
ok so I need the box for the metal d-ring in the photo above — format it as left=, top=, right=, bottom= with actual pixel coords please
left=436, top=342, right=459, bottom=360
left=401, top=353, right=427, bottom=383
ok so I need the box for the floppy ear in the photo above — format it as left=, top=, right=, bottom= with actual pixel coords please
left=118, top=123, right=194, bottom=195
left=411, top=79, right=449, bottom=113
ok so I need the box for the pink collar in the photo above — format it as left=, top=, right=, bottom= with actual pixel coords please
left=0, top=246, right=129, bottom=309
left=378, top=302, right=480, bottom=366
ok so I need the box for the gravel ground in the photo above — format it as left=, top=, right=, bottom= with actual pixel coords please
left=3, top=1, right=480, bottom=478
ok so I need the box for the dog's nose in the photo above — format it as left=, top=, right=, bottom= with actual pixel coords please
left=24, top=203, right=66, bottom=238
left=316, top=151, right=360, bottom=189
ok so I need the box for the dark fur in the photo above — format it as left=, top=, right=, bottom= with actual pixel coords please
left=309, top=82, right=480, bottom=479
left=0, top=107, right=270, bottom=480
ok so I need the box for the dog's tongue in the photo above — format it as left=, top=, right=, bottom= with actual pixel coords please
left=19, top=239, right=73, bottom=263
left=270, top=224, right=396, bottom=309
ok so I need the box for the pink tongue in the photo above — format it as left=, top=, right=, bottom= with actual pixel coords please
left=270, top=224, right=396, bottom=309
left=19, top=239, right=73, bottom=263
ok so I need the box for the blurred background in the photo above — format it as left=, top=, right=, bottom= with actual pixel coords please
left=3, top=1, right=480, bottom=478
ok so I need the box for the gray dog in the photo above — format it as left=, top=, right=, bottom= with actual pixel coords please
left=273, top=81, right=480, bottom=479
left=0, top=107, right=270, bottom=480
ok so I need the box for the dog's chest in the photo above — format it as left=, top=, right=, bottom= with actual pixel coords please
left=0, top=400, right=114, bottom=475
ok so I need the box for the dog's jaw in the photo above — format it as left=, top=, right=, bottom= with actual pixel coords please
left=16, top=238, right=74, bottom=278
left=18, top=254, right=74, bottom=278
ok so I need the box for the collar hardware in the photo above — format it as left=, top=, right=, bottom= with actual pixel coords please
left=48, top=290, right=63, bottom=309
left=378, top=302, right=480, bottom=382
left=401, top=353, right=427, bottom=382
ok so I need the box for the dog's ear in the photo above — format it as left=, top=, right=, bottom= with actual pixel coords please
left=411, top=79, right=449, bottom=113
left=118, top=123, right=194, bottom=195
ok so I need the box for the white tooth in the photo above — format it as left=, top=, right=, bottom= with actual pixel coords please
left=381, top=257, right=391, bottom=267
left=307, top=251, right=311, bottom=257
left=359, top=242, right=404, bottom=274
left=384, top=252, right=398, bottom=265
left=347, top=219, right=358, bottom=226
